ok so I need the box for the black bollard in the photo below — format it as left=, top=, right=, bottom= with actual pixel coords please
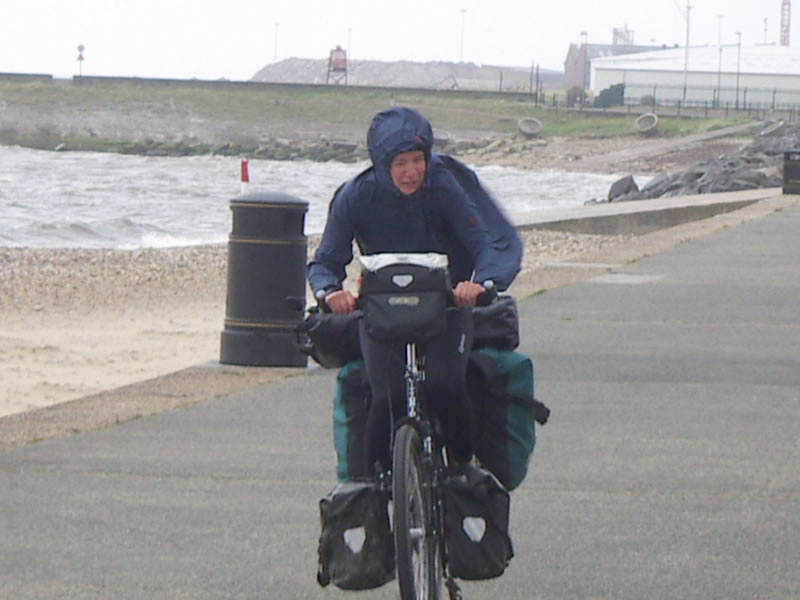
left=783, top=151, right=800, bottom=195
left=220, top=191, right=309, bottom=366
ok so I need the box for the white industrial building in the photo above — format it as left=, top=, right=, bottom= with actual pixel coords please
left=590, top=44, right=800, bottom=109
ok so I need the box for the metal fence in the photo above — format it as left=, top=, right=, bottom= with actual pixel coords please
left=517, top=84, right=800, bottom=121
left=623, top=82, right=800, bottom=114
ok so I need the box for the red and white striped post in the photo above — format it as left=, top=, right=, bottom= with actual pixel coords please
left=240, top=158, right=250, bottom=194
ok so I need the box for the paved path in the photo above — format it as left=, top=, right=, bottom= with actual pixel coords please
left=2, top=200, right=798, bottom=599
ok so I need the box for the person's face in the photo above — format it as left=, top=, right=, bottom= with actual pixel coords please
left=390, top=150, right=426, bottom=195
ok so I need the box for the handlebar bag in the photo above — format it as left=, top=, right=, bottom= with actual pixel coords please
left=317, top=481, right=395, bottom=590
left=359, top=254, right=451, bottom=344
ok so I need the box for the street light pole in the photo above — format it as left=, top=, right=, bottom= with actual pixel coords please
left=735, top=31, right=742, bottom=110
left=274, top=22, right=279, bottom=63
left=580, top=31, right=588, bottom=90
left=716, top=47, right=723, bottom=107
left=715, top=15, right=723, bottom=107
left=682, top=0, right=692, bottom=106
left=459, top=9, right=467, bottom=62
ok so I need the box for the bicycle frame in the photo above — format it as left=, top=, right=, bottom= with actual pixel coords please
left=404, top=343, right=421, bottom=419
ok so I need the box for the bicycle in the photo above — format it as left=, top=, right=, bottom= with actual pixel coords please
left=390, top=338, right=454, bottom=600
left=356, top=252, right=495, bottom=600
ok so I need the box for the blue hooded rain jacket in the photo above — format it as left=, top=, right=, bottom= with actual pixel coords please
left=308, top=106, right=522, bottom=294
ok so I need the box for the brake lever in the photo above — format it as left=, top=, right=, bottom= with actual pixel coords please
left=475, top=280, right=497, bottom=307
left=314, top=289, right=332, bottom=313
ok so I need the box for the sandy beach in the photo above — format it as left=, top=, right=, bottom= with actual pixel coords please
left=1, top=246, right=226, bottom=417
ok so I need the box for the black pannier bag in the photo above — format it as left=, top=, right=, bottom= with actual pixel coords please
left=442, top=466, right=514, bottom=580
left=295, top=308, right=362, bottom=368
left=358, top=253, right=451, bottom=344
left=317, top=481, right=395, bottom=590
left=471, top=295, right=520, bottom=351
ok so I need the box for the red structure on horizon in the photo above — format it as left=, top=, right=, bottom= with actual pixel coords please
left=327, top=45, right=347, bottom=85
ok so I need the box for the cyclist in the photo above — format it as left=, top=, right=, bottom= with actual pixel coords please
left=308, top=106, right=522, bottom=477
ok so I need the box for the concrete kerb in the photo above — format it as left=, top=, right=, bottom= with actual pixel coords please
left=511, top=188, right=779, bottom=236
left=0, top=363, right=303, bottom=450
left=2, top=190, right=796, bottom=450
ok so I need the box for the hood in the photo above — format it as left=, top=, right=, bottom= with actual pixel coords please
left=366, top=106, right=434, bottom=193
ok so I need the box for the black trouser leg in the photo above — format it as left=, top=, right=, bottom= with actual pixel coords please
left=423, top=308, right=474, bottom=464
left=360, top=321, right=406, bottom=475
left=360, top=308, right=474, bottom=474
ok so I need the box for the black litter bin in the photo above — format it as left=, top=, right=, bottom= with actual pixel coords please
left=220, top=191, right=308, bottom=367
left=783, top=151, right=800, bottom=194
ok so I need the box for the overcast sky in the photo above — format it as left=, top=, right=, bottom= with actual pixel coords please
left=1, top=0, right=791, bottom=80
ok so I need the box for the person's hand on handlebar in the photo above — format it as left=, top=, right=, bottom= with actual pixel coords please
left=325, top=289, right=358, bottom=314
left=452, top=280, right=485, bottom=308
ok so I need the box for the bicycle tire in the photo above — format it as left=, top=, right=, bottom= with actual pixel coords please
left=393, top=423, right=440, bottom=600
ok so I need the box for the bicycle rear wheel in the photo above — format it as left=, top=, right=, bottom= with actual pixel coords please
left=393, top=423, right=440, bottom=600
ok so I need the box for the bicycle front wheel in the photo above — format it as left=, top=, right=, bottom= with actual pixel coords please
left=393, top=423, right=439, bottom=600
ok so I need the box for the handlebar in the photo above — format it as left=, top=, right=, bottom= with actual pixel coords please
left=316, top=279, right=497, bottom=314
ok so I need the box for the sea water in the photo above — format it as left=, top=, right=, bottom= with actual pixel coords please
left=0, top=145, right=624, bottom=249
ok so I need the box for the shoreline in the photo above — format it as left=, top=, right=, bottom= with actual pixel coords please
left=0, top=133, right=749, bottom=176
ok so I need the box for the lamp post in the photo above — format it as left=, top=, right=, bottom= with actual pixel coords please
left=682, top=0, right=691, bottom=106
left=715, top=15, right=723, bottom=107
left=459, top=9, right=467, bottom=62
left=274, top=22, right=279, bottom=63
left=716, top=47, right=723, bottom=108
left=735, top=31, right=742, bottom=110
left=580, top=31, right=588, bottom=91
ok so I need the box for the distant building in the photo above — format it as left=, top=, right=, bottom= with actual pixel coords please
left=591, top=43, right=800, bottom=108
left=564, top=27, right=664, bottom=90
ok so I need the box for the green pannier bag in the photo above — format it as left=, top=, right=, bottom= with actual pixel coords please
left=468, top=348, right=550, bottom=491
left=332, top=360, right=371, bottom=481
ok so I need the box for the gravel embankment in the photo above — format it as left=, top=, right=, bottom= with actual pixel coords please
left=0, top=230, right=635, bottom=318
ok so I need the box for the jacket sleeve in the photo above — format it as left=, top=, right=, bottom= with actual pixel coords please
left=431, top=168, right=494, bottom=283
left=307, top=182, right=357, bottom=295
left=435, top=156, right=522, bottom=291
left=469, top=184, right=522, bottom=291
